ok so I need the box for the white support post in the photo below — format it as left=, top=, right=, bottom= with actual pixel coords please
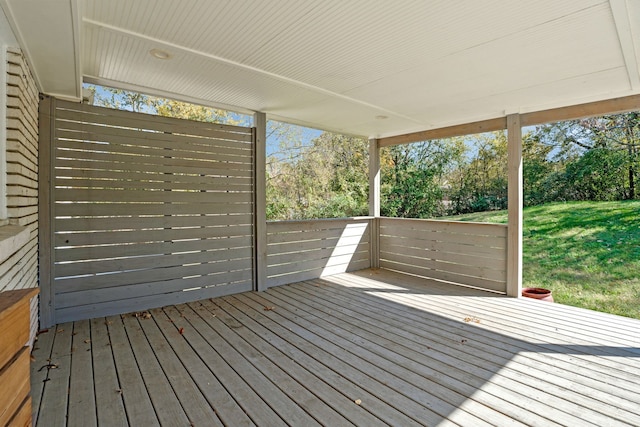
left=253, top=112, right=267, bottom=291
left=369, top=138, right=380, bottom=217
left=38, top=95, right=55, bottom=327
left=506, top=114, right=523, bottom=297
left=369, top=138, right=380, bottom=268
left=0, top=46, right=8, bottom=222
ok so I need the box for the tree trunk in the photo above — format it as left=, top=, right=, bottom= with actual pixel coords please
left=628, top=163, right=635, bottom=200
left=626, top=126, right=636, bottom=200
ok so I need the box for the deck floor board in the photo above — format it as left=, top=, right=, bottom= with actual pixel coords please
left=305, top=275, right=640, bottom=424
left=90, top=317, right=128, bottom=427
left=32, top=269, right=640, bottom=426
left=107, top=314, right=159, bottom=427
left=163, top=305, right=287, bottom=426
left=151, top=307, right=254, bottom=427
left=229, top=292, right=423, bottom=427
left=284, top=279, right=632, bottom=425
left=256, top=286, right=496, bottom=427
left=188, top=300, right=349, bottom=427
left=67, top=320, right=96, bottom=427
left=239, top=292, right=442, bottom=427
left=180, top=302, right=321, bottom=427
left=30, top=323, right=56, bottom=426
left=135, top=309, right=222, bottom=427
left=37, top=322, right=73, bottom=427
left=278, top=282, right=543, bottom=426
left=120, top=314, right=191, bottom=426
left=204, top=297, right=387, bottom=427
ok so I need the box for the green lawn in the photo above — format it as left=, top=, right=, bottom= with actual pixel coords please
left=447, top=201, right=640, bottom=319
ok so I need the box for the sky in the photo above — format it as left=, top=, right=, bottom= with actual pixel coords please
left=84, top=83, right=523, bottom=160
left=84, top=83, right=324, bottom=157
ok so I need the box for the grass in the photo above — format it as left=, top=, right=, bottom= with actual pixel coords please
left=448, top=201, right=640, bottom=319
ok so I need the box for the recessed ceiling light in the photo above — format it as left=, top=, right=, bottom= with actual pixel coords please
left=150, top=48, right=172, bottom=60
left=375, top=115, right=388, bottom=120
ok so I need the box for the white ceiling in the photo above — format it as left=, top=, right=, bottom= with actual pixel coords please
left=2, top=0, right=640, bottom=138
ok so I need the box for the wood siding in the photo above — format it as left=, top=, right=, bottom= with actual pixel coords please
left=266, top=218, right=372, bottom=288
left=379, top=217, right=508, bottom=293
left=41, top=100, right=255, bottom=325
left=1, top=48, right=39, bottom=345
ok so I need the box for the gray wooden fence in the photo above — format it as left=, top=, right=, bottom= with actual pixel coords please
left=379, top=217, right=508, bottom=293
left=266, top=218, right=372, bottom=288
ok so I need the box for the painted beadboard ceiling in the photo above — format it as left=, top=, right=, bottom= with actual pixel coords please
left=2, top=0, right=640, bottom=138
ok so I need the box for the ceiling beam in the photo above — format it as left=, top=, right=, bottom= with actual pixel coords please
left=83, top=18, right=420, bottom=126
left=609, top=0, right=640, bottom=91
left=1, top=0, right=82, bottom=99
left=71, top=0, right=82, bottom=102
left=379, top=93, right=640, bottom=147
left=0, top=0, right=43, bottom=92
left=520, top=93, right=640, bottom=126
left=379, top=117, right=507, bottom=147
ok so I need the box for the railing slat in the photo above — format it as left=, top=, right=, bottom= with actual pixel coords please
left=379, top=218, right=508, bottom=293
left=265, top=218, right=372, bottom=289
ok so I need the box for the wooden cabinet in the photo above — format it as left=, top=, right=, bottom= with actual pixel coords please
left=0, top=288, right=38, bottom=427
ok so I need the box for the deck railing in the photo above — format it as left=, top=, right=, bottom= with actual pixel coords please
left=265, top=216, right=508, bottom=293
left=265, top=217, right=373, bottom=289
left=378, top=217, right=508, bottom=293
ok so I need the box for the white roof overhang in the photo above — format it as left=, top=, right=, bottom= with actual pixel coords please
left=2, top=0, right=640, bottom=138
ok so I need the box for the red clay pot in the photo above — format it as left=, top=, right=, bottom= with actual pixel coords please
left=522, top=287, right=554, bottom=302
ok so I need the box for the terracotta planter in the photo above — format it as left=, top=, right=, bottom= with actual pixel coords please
left=522, top=287, right=553, bottom=302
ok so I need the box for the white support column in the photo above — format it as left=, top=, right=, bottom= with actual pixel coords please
left=369, top=138, right=380, bottom=217
left=253, top=112, right=267, bottom=291
left=369, top=138, right=380, bottom=268
left=506, top=114, right=523, bottom=297
left=38, top=96, right=55, bottom=327
left=0, top=46, right=8, bottom=222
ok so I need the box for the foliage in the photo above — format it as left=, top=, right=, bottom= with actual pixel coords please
left=450, top=201, right=640, bottom=319
left=380, top=131, right=511, bottom=218
left=522, top=132, right=555, bottom=205
left=563, top=148, right=628, bottom=201
left=266, top=127, right=368, bottom=220
left=155, top=99, right=243, bottom=125
left=92, top=87, right=154, bottom=112
left=447, top=131, right=508, bottom=214
left=88, top=84, right=640, bottom=221
left=534, top=113, right=640, bottom=201
left=381, top=139, right=464, bottom=218
left=87, top=85, right=249, bottom=126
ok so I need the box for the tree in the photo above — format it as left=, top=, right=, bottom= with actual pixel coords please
left=563, top=148, right=627, bottom=201
left=87, top=84, right=247, bottom=125
left=577, top=113, right=640, bottom=199
left=88, top=85, right=369, bottom=220
left=381, top=138, right=464, bottom=218
left=522, top=131, right=556, bottom=206
left=266, top=122, right=318, bottom=220
left=266, top=125, right=369, bottom=220
left=92, top=86, right=155, bottom=113
left=155, top=99, right=244, bottom=125
left=534, top=113, right=640, bottom=201
left=447, top=131, right=507, bottom=214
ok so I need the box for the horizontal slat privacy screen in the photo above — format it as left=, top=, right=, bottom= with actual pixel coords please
left=266, top=218, right=372, bottom=288
left=43, top=99, right=254, bottom=324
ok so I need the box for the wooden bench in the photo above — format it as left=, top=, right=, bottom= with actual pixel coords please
left=0, top=288, right=38, bottom=427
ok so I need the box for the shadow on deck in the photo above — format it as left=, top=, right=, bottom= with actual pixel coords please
left=31, top=269, right=640, bottom=426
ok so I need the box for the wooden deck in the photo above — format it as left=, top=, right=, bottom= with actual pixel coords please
left=31, top=269, right=640, bottom=426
